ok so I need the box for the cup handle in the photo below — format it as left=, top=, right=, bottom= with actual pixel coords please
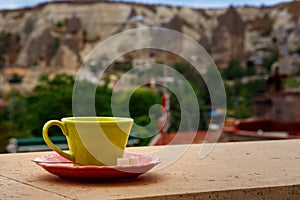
left=42, top=120, right=74, bottom=161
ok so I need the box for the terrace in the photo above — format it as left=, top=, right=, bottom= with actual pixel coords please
left=1, top=139, right=299, bottom=199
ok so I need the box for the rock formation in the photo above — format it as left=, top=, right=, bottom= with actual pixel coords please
left=0, top=1, right=299, bottom=91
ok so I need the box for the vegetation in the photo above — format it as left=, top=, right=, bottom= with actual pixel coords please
left=172, top=60, right=268, bottom=124
left=245, top=60, right=256, bottom=76
left=113, top=87, right=161, bottom=146
left=172, top=61, right=211, bottom=131
left=0, top=74, right=162, bottom=152
left=52, top=37, right=61, bottom=56
left=0, top=57, right=282, bottom=152
left=0, top=75, right=110, bottom=152
left=222, top=60, right=245, bottom=80
left=261, top=52, right=279, bottom=72
left=226, top=79, right=267, bottom=118
left=8, top=73, right=23, bottom=84
left=56, top=21, right=64, bottom=28
left=112, top=64, right=133, bottom=72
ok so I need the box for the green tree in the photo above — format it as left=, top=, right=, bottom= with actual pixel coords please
left=112, top=87, right=161, bottom=145
left=5, top=74, right=113, bottom=138
left=222, top=60, right=245, bottom=80
left=95, top=84, right=113, bottom=116
left=0, top=90, right=31, bottom=152
left=225, top=78, right=266, bottom=118
left=24, top=74, right=74, bottom=136
left=112, top=64, right=133, bottom=72
left=245, top=60, right=256, bottom=75
left=52, top=37, right=60, bottom=56
left=128, top=88, right=160, bottom=120
left=9, top=73, right=23, bottom=84
left=261, top=52, right=279, bottom=72
left=172, top=61, right=211, bottom=131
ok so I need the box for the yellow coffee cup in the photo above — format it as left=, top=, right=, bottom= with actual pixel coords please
left=42, top=117, right=133, bottom=166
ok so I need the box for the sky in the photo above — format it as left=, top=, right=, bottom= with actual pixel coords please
left=0, top=0, right=294, bottom=10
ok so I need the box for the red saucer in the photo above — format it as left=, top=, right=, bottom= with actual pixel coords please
left=33, top=152, right=161, bottom=180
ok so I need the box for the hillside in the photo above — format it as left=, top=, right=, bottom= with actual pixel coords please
left=0, top=1, right=300, bottom=92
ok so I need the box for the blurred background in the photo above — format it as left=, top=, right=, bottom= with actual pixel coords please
left=0, top=0, right=300, bottom=153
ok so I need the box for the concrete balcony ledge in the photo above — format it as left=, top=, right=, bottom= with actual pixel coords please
left=0, top=139, right=299, bottom=199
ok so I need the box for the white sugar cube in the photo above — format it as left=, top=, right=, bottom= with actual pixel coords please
left=129, top=156, right=139, bottom=165
left=117, top=158, right=129, bottom=166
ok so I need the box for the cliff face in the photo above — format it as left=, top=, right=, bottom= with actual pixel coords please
left=0, top=1, right=300, bottom=91
left=212, top=6, right=245, bottom=67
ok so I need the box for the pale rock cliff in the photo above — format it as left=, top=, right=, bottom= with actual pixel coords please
left=0, top=1, right=299, bottom=91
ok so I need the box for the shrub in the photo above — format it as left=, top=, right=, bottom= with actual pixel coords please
left=222, top=60, right=245, bottom=80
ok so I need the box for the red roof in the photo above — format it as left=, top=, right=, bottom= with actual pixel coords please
left=154, top=131, right=222, bottom=145
left=0, top=100, right=8, bottom=109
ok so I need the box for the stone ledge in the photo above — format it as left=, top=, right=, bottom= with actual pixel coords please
left=0, top=139, right=299, bottom=199
left=129, top=185, right=300, bottom=200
